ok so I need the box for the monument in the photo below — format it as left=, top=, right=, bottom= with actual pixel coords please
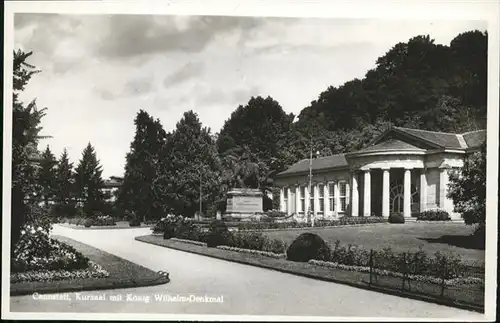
left=224, top=188, right=263, bottom=221
left=222, top=149, right=264, bottom=222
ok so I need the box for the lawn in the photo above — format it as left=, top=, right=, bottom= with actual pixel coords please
left=263, top=222, right=484, bottom=266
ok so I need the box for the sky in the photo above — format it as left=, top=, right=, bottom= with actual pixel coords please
left=13, top=14, right=487, bottom=178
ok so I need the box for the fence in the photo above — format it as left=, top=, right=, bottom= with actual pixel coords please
left=365, top=249, right=484, bottom=308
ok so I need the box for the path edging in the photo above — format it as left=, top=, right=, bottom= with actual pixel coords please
left=135, top=235, right=483, bottom=313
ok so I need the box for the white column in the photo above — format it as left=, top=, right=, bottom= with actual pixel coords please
left=287, top=187, right=293, bottom=215
left=439, top=167, right=450, bottom=211
left=420, top=169, right=427, bottom=213
left=323, top=182, right=329, bottom=218
left=295, top=184, right=301, bottom=214
left=363, top=169, right=371, bottom=217
left=334, top=182, right=340, bottom=217
left=404, top=168, right=412, bottom=218
left=351, top=172, right=359, bottom=217
left=314, top=184, right=320, bottom=217
left=304, top=185, right=310, bottom=216
left=382, top=168, right=390, bottom=218
left=279, top=187, right=285, bottom=212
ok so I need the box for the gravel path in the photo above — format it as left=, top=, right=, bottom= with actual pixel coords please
left=9, top=224, right=484, bottom=319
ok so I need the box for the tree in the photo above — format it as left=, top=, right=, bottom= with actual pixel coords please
left=154, top=111, right=223, bottom=217
left=118, top=110, right=167, bottom=221
left=11, top=50, right=49, bottom=250
left=54, top=148, right=76, bottom=217
left=74, top=143, right=105, bottom=217
left=37, top=145, right=58, bottom=207
left=447, top=142, right=486, bottom=231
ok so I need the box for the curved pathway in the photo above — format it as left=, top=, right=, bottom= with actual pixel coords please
left=9, top=225, right=483, bottom=319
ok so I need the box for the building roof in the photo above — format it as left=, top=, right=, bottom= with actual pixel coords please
left=277, top=153, right=348, bottom=177
left=353, top=138, right=426, bottom=154
left=390, top=127, right=486, bottom=150
left=462, top=130, right=486, bottom=150
left=277, top=126, right=487, bottom=177
left=103, top=178, right=123, bottom=188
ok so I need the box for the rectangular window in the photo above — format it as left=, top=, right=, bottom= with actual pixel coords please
left=310, top=185, right=315, bottom=213
left=300, top=186, right=305, bottom=213
left=339, top=181, right=347, bottom=212
left=318, top=184, right=324, bottom=213
left=329, top=182, right=335, bottom=211
left=283, top=188, right=288, bottom=213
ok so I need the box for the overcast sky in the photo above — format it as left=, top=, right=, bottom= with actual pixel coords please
left=14, top=14, right=486, bottom=178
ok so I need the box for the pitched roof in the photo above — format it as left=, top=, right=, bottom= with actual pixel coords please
left=353, top=138, right=426, bottom=154
left=393, top=127, right=464, bottom=149
left=462, top=130, right=486, bottom=149
left=277, top=154, right=348, bottom=176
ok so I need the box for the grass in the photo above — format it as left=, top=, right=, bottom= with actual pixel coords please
left=136, top=234, right=484, bottom=313
left=263, top=222, right=484, bottom=266
left=10, top=235, right=169, bottom=296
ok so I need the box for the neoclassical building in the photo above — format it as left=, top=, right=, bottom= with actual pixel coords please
left=275, top=126, right=486, bottom=221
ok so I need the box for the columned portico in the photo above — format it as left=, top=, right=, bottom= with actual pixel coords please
left=419, top=169, right=427, bottom=213
left=295, top=184, right=300, bottom=214
left=403, top=167, right=412, bottom=218
left=382, top=167, right=390, bottom=218
left=363, top=169, right=371, bottom=217
left=287, top=187, right=293, bottom=215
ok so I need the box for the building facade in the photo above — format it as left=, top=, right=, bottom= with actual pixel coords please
left=275, top=127, right=485, bottom=222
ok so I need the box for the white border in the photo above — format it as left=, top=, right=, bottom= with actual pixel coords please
left=3, top=0, right=499, bottom=321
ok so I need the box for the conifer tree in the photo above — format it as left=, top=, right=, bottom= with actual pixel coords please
left=74, top=143, right=105, bottom=217
left=54, top=148, right=75, bottom=217
left=38, top=145, right=58, bottom=207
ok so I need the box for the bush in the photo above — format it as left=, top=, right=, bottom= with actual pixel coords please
left=83, top=218, right=93, bottom=228
left=265, top=210, right=287, bottom=218
left=388, top=212, right=405, bottom=224
left=229, top=231, right=267, bottom=250
left=129, top=217, right=141, bottom=227
left=206, top=220, right=231, bottom=248
left=286, top=233, right=331, bottom=262
left=417, top=209, right=451, bottom=221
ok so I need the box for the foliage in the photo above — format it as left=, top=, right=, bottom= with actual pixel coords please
left=37, top=145, right=58, bottom=207
left=118, top=110, right=167, bottom=222
left=11, top=261, right=109, bottom=283
left=83, top=219, right=93, bottom=228
left=286, top=233, right=331, bottom=262
left=417, top=209, right=451, bottom=221
left=11, top=50, right=49, bottom=251
left=74, top=143, right=106, bottom=218
left=388, top=212, right=405, bottom=224
left=448, top=142, right=486, bottom=226
left=128, top=216, right=141, bottom=227
left=11, top=224, right=89, bottom=272
left=237, top=216, right=386, bottom=231
left=154, top=111, right=224, bottom=218
left=205, top=220, right=231, bottom=247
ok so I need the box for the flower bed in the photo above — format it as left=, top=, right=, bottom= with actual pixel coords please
left=238, top=216, right=387, bottom=231
left=416, top=209, right=451, bottom=221
left=11, top=224, right=90, bottom=272
left=170, top=237, right=207, bottom=247
left=11, top=261, right=109, bottom=283
left=216, top=245, right=286, bottom=259
left=309, top=259, right=484, bottom=286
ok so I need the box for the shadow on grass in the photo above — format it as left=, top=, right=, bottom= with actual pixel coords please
left=418, top=234, right=485, bottom=250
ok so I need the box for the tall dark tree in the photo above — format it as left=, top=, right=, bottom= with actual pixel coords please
left=74, top=143, right=105, bottom=217
left=38, top=145, right=58, bottom=207
left=118, top=110, right=167, bottom=221
left=448, top=142, right=486, bottom=229
left=217, top=96, right=294, bottom=197
left=11, top=50, right=50, bottom=250
left=54, top=148, right=75, bottom=217
left=154, top=111, right=223, bottom=217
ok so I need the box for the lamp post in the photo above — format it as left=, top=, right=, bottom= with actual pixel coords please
left=308, top=135, right=320, bottom=227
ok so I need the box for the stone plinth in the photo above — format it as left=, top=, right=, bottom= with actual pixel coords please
left=223, top=188, right=263, bottom=222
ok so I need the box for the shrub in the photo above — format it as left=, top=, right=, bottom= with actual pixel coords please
left=206, top=220, right=231, bottom=248
left=265, top=210, right=287, bottom=218
left=262, top=238, right=288, bottom=254
left=417, top=209, right=451, bottom=221
left=286, top=233, right=331, bottom=262
left=388, top=212, right=405, bottom=224
left=129, top=217, right=141, bottom=227
left=83, top=219, right=93, bottom=228
left=229, top=231, right=267, bottom=250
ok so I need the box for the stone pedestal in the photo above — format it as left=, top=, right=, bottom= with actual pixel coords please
left=223, top=188, right=263, bottom=222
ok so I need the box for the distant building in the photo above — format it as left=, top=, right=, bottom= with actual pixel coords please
left=275, top=126, right=486, bottom=222
left=102, top=176, right=123, bottom=202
